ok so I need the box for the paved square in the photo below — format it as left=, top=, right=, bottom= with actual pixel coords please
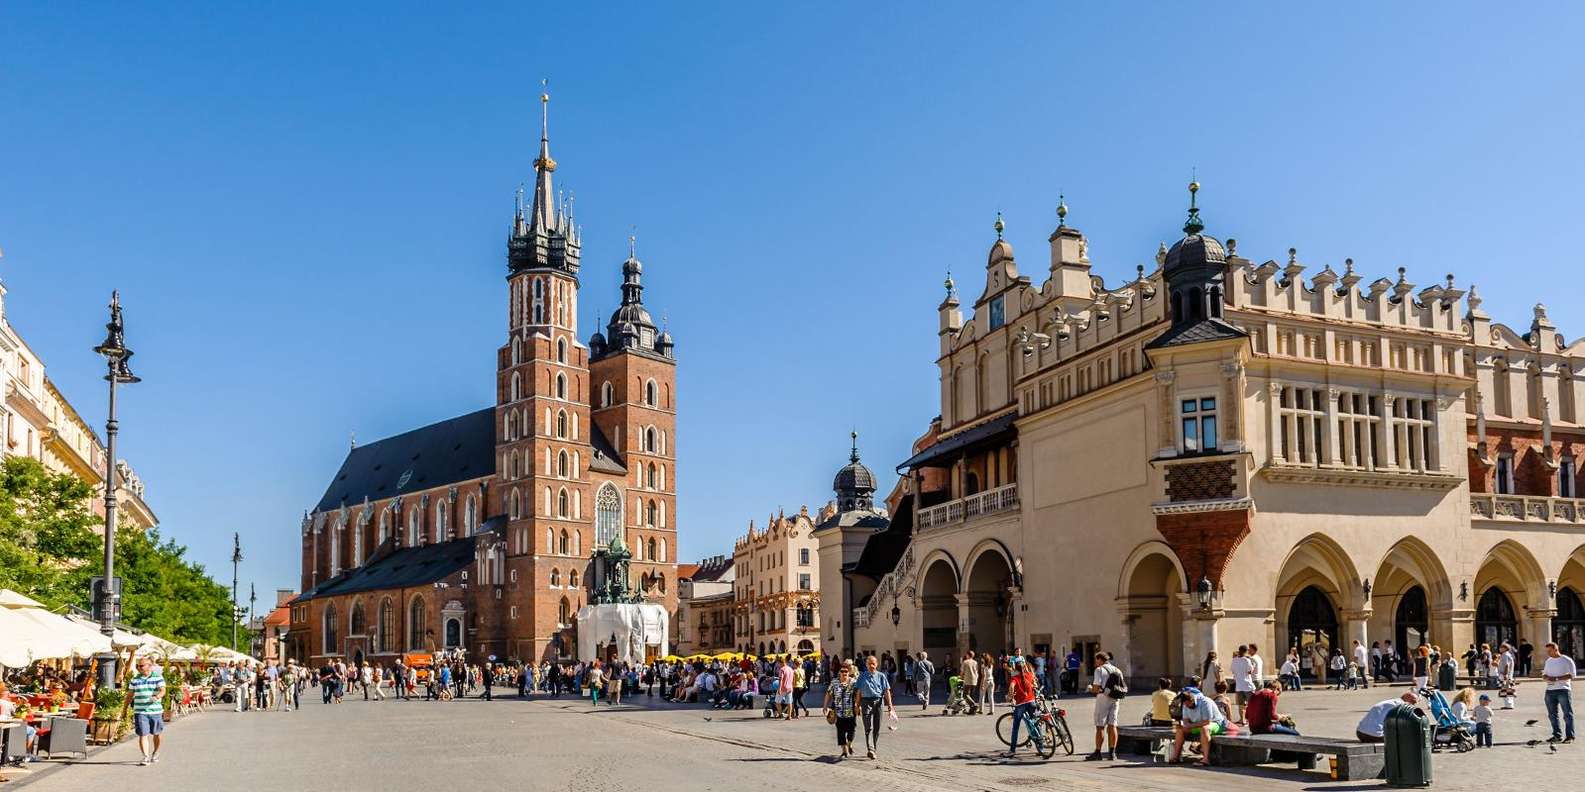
left=8, top=683, right=1578, bottom=791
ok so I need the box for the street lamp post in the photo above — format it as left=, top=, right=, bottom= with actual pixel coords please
left=92, top=291, right=139, bottom=690
left=231, top=533, right=243, bottom=650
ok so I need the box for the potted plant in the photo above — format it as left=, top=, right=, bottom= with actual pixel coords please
left=91, top=688, right=125, bottom=744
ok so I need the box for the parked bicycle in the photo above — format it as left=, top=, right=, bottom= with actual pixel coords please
left=995, top=694, right=1074, bottom=758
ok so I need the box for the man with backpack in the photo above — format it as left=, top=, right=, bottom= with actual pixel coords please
left=1085, top=651, right=1126, bottom=761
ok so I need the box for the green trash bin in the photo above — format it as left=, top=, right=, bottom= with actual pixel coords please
left=1384, top=704, right=1433, bottom=787
left=1437, top=661, right=1457, bottom=692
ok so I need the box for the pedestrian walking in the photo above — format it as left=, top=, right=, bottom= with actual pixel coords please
left=1229, top=645, right=1252, bottom=724
left=129, top=656, right=167, bottom=766
left=978, top=652, right=996, bottom=714
left=1200, top=651, right=1222, bottom=691
left=587, top=661, right=605, bottom=706
left=1352, top=640, right=1370, bottom=689
left=913, top=651, right=935, bottom=709
left=793, top=660, right=809, bottom=718
left=1543, top=641, right=1576, bottom=743
left=1473, top=694, right=1495, bottom=747
left=481, top=661, right=493, bottom=701
left=856, top=654, right=895, bottom=759
left=824, top=660, right=859, bottom=758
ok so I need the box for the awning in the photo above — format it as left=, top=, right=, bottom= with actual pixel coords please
left=896, top=412, right=1018, bottom=472
left=0, top=589, right=113, bottom=661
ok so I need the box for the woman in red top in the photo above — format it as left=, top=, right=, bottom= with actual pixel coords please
left=1005, top=657, right=1041, bottom=757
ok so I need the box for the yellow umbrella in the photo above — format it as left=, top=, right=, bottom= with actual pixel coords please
left=710, top=651, right=737, bottom=661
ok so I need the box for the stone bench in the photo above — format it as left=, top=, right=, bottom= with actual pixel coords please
left=1115, top=725, right=1175, bottom=756
left=1210, top=733, right=1383, bottom=780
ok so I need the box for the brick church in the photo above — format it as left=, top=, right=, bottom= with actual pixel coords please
left=286, top=92, right=679, bottom=666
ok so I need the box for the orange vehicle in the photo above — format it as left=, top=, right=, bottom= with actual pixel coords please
left=404, top=653, right=434, bottom=682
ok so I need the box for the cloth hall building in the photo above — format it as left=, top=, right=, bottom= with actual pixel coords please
left=287, top=95, right=679, bottom=666
left=820, top=186, right=1585, bottom=683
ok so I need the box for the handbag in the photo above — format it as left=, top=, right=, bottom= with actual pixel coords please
left=826, top=709, right=837, bottom=724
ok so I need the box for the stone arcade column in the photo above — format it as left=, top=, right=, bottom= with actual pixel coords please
left=1187, top=596, right=1221, bottom=681
left=956, top=592, right=972, bottom=661
left=1526, top=607, right=1556, bottom=673
left=1343, top=608, right=1372, bottom=660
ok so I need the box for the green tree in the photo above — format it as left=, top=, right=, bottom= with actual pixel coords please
left=0, top=455, right=237, bottom=645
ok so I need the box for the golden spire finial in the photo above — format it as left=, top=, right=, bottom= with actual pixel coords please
left=1056, top=194, right=1068, bottom=227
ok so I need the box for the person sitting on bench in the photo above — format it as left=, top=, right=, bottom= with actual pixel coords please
left=1246, top=680, right=1300, bottom=736
left=1171, top=687, right=1230, bottom=766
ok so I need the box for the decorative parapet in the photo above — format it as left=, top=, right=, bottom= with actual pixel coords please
left=1471, top=493, right=1585, bottom=523
left=917, top=483, right=1020, bottom=530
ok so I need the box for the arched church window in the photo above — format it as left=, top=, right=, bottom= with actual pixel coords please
left=556, top=373, right=567, bottom=399
left=601, top=381, right=613, bottom=408
left=557, top=337, right=567, bottom=363
left=595, top=484, right=621, bottom=547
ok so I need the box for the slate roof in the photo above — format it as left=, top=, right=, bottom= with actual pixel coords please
left=312, top=407, right=628, bottom=513
left=846, top=494, right=909, bottom=580
left=896, top=412, right=1018, bottom=472
left=1143, top=317, right=1248, bottom=350
left=314, top=408, right=496, bottom=513
left=589, top=424, right=627, bottom=474
left=295, top=515, right=506, bottom=602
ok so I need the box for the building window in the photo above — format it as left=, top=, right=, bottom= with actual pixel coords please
left=796, top=607, right=814, bottom=627
left=645, top=379, right=657, bottom=406
left=434, top=504, right=448, bottom=543
left=323, top=604, right=339, bottom=653
left=1181, top=396, right=1218, bottom=454
left=799, top=573, right=811, bottom=591
left=378, top=599, right=394, bottom=653
left=465, top=497, right=478, bottom=535
left=559, top=529, right=569, bottom=555
left=569, top=569, right=578, bottom=588
left=511, top=605, right=519, bottom=620
left=601, top=381, right=613, bottom=408
left=558, top=450, right=569, bottom=478
left=646, top=462, right=657, bottom=489
left=556, top=373, right=567, bottom=399
left=558, top=597, right=571, bottom=626
left=408, top=597, right=426, bottom=650
left=799, top=548, right=810, bottom=566
left=1389, top=396, right=1437, bottom=472
left=988, top=295, right=1005, bottom=331
left=1276, top=387, right=1325, bottom=465
left=557, top=338, right=567, bottom=364
left=558, top=489, right=570, bottom=518
left=595, top=484, right=622, bottom=547
left=511, top=372, right=522, bottom=401
left=1334, top=391, right=1382, bottom=470
left=645, top=500, right=657, bottom=527
left=557, top=410, right=568, bottom=439
left=1562, top=457, right=1577, bottom=498
left=1496, top=454, right=1515, bottom=495
left=349, top=601, right=366, bottom=635
left=550, top=568, right=561, bottom=587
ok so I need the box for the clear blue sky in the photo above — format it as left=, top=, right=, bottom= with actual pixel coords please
left=3, top=3, right=1583, bottom=604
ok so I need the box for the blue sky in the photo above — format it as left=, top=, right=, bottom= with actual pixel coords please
left=3, top=3, right=1583, bottom=603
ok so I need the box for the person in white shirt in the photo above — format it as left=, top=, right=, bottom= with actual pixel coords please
left=1084, top=652, right=1124, bottom=761
left=1230, top=645, right=1253, bottom=724
left=1542, top=642, right=1576, bottom=743
left=1247, top=644, right=1265, bottom=690
left=1356, top=692, right=1419, bottom=742
left=1353, top=641, right=1370, bottom=689
left=1279, top=653, right=1302, bottom=691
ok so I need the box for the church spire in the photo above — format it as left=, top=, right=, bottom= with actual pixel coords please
left=531, top=81, right=558, bottom=232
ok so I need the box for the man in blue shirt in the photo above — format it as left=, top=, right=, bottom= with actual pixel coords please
left=856, top=654, right=895, bottom=759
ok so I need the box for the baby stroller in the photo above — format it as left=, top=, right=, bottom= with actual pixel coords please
left=760, top=675, right=780, bottom=718
left=1422, top=690, right=1476, bottom=753
left=941, top=675, right=969, bottom=715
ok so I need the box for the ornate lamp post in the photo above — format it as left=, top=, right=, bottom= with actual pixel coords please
left=92, top=292, right=139, bottom=690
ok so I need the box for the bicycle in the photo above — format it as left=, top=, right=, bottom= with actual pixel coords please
left=995, top=694, right=1074, bottom=758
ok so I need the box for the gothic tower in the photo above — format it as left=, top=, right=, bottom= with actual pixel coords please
left=495, top=89, right=599, bottom=661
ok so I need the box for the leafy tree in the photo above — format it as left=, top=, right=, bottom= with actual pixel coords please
left=0, top=456, right=238, bottom=645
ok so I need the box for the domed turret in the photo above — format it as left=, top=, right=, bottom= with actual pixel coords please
left=833, top=431, right=876, bottom=512
left=1163, top=180, right=1228, bottom=325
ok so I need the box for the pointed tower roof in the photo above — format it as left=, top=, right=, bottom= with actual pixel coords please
left=508, top=82, right=580, bottom=276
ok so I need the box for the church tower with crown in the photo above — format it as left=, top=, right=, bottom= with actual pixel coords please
left=492, top=87, right=679, bottom=662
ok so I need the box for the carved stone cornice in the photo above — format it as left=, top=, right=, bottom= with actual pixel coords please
left=1259, top=464, right=1462, bottom=491
left=1150, top=497, right=1253, bottom=516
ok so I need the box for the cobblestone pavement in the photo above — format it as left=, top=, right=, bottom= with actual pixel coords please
left=7, top=682, right=1579, bottom=791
